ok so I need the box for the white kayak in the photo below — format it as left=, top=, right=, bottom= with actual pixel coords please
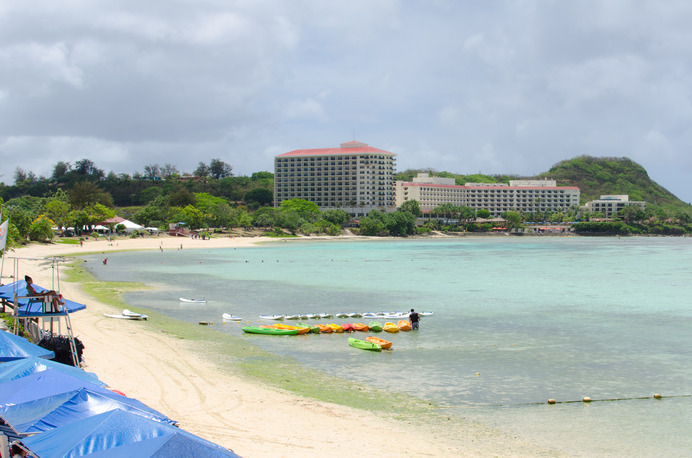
left=284, top=314, right=300, bottom=320
left=319, top=313, right=333, bottom=319
left=259, top=314, right=285, bottom=320
left=222, top=313, right=242, bottom=321
left=105, top=309, right=148, bottom=321
left=179, top=298, right=207, bottom=303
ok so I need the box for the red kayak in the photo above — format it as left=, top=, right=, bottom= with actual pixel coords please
left=342, top=323, right=355, bottom=332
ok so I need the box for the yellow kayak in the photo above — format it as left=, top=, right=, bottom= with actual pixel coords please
left=383, top=322, right=399, bottom=333
left=329, top=323, right=344, bottom=333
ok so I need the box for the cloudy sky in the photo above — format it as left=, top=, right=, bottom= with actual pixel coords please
left=2, top=1, right=692, bottom=202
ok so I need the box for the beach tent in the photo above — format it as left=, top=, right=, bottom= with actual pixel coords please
left=0, top=369, right=110, bottom=406
left=18, top=409, right=239, bottom=457
left=101, top=216, right=144, bottom=233
left=0, top=331, right=54, bottom=362
left=0, top=356, right=104, bottom=386
left=0, top=280, right=86, bottom=315
left=0, top=387, right=176, bottom=434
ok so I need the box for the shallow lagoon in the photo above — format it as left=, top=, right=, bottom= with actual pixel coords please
left=86, top=237, right=692, bottom=456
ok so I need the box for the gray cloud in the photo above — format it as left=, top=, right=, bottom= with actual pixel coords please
left=1, top=1, right=691, bottom=202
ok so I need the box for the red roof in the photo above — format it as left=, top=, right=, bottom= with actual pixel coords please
left=277, top=141, right=395, bottom=157
left=399, top=182, right=579, bottom=191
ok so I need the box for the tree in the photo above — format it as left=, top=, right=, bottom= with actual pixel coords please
left=209, top=159, right=233, bottom=179
left=358, top=211, right=386, bottom=235
left=28, top=215, right=54, bottom=242
left=322, top=209, right=350, bottom=226
left=169, top=189, right=196, bottom=207
left=69, top=182, right=113, bottom=209
left=385, top=211, right=417, bottom=235
left=173, top=205, right=205, bottom=229
left=194, top=162, right=210, bottom=177
left=502, top=211, right=522, bottom=230
left=252, top=207, right=279, bottom=227
left=244, top=188, right=273, bottom=207
left=399, top=200, right=422, bottom=217
left=74, top=159, right=104, bottom=178
left=161, top=163, right=179, bottom=179
left=144, top=164, right=160, bottom=178
left=279, top=198, right=320, bottom=221
left=14, top=168, right=27, bottom=183
left=44, top=199, right=71, bottom=231
left=251, top=171, right=273, bottom=180
left=51, top=161, right=71, bottom=180
left=476, top=209, right=491, bottom=219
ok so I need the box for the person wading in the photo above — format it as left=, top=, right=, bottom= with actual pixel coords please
left=409, top=308, right=420, bottom=330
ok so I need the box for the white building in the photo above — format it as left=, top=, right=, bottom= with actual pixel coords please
left=274, top=141, right=397, bottom=214
left=395, top=174, right=580, bottom=216
left=584, top=195, right=646, bottom=217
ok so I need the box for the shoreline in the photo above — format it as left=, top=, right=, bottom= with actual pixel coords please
left=7, top=236, right=560, bottom=457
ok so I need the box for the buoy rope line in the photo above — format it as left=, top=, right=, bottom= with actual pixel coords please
left=440, top=394, right=692, bottom=409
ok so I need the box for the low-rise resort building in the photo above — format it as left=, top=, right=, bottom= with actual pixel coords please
left=583, top=195, right=646, bottom=217
left=395, top=173, right=581, bottom=216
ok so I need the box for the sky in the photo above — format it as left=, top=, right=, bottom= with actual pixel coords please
left=1, top=1, right=692, bottom=203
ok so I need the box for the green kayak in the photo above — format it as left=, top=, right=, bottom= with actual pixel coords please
left=242, top=326, right=298, bottom=335
left=368, top=321, right=383, bottom=332
left=297, top=323, right=321, bottom=333
left=349, top=337, right=381, bottom=352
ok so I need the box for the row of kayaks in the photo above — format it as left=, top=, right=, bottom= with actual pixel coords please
left=243, top=320, right=413, bottom=335
left=259, top=311, right=432, bottom=321
left=241, top=324, right=393, bottom=351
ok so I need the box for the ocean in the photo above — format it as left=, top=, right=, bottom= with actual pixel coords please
left=84, top=236, right=692, bottom=456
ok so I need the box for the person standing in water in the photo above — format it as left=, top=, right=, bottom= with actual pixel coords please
left=409, top=308, right=420, bottom=330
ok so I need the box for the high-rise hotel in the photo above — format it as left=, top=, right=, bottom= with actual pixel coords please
left=274, top=141, right=396, bottom=214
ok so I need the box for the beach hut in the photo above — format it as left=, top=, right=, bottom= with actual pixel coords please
left=17, top=409, right=239, bottom=457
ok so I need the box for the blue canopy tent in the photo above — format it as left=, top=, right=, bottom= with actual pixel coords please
left=0, top=369, right=110, bottom=406
left=0, top=280, right=86, bottom=316
left=0, top=387, right=176, bottom=435
left=19, top=409, right=238, bottom=457
left=0, top=356, right=104, bottom=386
left=0, top=330, right=54, bottom=361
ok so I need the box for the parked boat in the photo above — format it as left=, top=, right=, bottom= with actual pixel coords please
left=306, top=314, right=320, bottom=320
left=420, top=311, right=434, bottom=316
left=329, top=323, right=344, bottom=333
left=104, top=309, right=148, bottom=321
left=348, top=312, right=363, bottom=318
left=179, top=298, right=207, bottom=303
left=353, top=323, right=369, bottom=332
left=222, top=313, right=242, bottom=321
left=284, top=314, right=300, bottom=320
left=336, top=312, right=349, bottom=318
left=297, top=323, right=321, bottom=333
left=397, top=320, right=412, bottom=331
left=259, top=315, right=285, bottom=321
left=342, top=323, right=355, bottom=332
left=368, top=321, right=383, bottom=332
left=366, top=336, right=392, bottom=350
left=383, top=322, right=399, bottom=333
left=361, top=313, right=377, bottom=319
left=348, top=337, right=381, bottom=352
left=270, top=323, right=310, bottom=334
left=319, top=313, right=333, bottom=319
left=242, top=326, right=298, bottom=335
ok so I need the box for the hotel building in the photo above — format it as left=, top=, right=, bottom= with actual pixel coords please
left=395, top=174, right=580, bottom=216
left=583, top=195, right=646, bottom=217
left=274, top=141, right=397, bottom=214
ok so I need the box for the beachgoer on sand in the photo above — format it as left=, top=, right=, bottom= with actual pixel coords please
left=409, top=308, right=420, bottom=330
left=24, top=275, right=64, bottom=313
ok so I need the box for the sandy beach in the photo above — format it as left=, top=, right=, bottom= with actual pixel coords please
left=7, top=236, right=558, bottom=457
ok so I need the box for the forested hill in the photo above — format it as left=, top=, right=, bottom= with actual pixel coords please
left=538, top=156, right=686, bottom=208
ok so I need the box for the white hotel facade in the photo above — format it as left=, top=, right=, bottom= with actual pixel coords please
left=274, top=141, right=396, bottom=214
left=396, top=174, right=580, bottom=216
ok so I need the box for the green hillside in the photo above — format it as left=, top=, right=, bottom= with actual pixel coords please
left=538, top=156, right=688, bottom=211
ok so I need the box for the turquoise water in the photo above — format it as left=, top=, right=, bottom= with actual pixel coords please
left=85, top=237, right=692, bottom=456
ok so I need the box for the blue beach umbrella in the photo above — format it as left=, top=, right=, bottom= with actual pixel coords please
left=0, top=387, right=176, bottom=434
left=0, top=331, right=54, bottom=361
left=0, top=369, right=109, bottom=406
left=19, top=409, right=238, bottom=457
left=0, top=356, right=105, bottom=386
left=0, top=280, right=86, bottom=315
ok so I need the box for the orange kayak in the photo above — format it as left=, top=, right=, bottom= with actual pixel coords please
left=353, top=323, right=369, bottom=332
left=272, top=323, right=311, bottom=334
left=366, top=336, right=392, bottom=349
left=317, top=324, right=333, bottom=333
left=397, top=320, right=412, bottom=331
